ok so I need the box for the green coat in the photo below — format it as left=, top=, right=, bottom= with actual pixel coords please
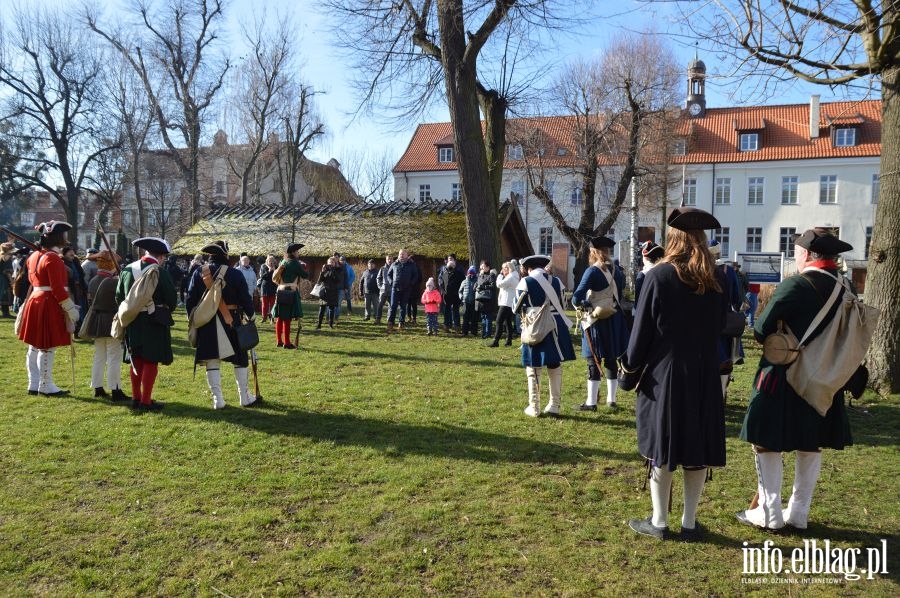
left=272, top=258, right=309, bottom=319
left=115, top=260, right=178, bottom=365
left=739, top=268, right=852, bottom=452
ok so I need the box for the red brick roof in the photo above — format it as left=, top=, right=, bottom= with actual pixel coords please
left=393, top=99, right=882, bottom=172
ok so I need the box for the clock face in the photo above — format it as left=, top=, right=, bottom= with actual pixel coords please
left=689, top=103, right=702, bottom=116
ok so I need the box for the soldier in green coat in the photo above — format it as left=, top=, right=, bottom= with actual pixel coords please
left=115, top=237, right=178, bottom=411
left=273, top=242, right=309, bottom=349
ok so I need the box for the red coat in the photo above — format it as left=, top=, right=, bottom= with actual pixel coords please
left=17, top=249, right=72, bottom=349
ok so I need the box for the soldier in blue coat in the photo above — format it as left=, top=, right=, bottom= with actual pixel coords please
left=186, top=240, right=257, bottom=409
left=514, top=255, right=576, bottom=417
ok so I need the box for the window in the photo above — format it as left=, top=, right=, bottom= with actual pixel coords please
left=556, top=147, right=568, bottom=156
left=511, top=180, right=525, bottom=207
left=570, top=186, right=583, bottom=206
left=819, top=175, right=837, bottom=204
left=124, top=211, right=135, bottom=226
left=781, top=176, right=798, bottom=205
left=673, top=140, right=686, bottom=156
left=739, top=133, right=758, bottom=151
left=713, top=227, right=730, bottom=258
left=78, top=211, right=86, bottom=226
left=834, top=128, right=856, bottom=147
left=438, top=147, right=455, bottom=163
left=714, top=177, right=731, bottom=205
left=683, top=178, right=697, bottom=206
left=19, top=212, right=34, bottom=227
left=507, top=144, right=523, bottom=160
left=865, top=226, right=873, bottom=259
left=215, top=181, right=224, bottom=195
left=872, top=173, right=880, bottom=204
left=451, top=183, right=461, bottom=201
left=747, top=177, right=764, bottom=205
left=746, top=227, right=762, bottom=252
left=539, top=227, right=553, bottom=255
left=778, top=228, right=797, bottom=258
left=419, top=184, right=431, bottom=201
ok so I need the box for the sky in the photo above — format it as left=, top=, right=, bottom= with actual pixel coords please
left=5, top=1, right=873, bottom=176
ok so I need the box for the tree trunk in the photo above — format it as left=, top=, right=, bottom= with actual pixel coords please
left=478, top=88, right=507, bottom=209
left=867, top=66, right=900, bottom=393
left=437, top=1, right=500, bottom=267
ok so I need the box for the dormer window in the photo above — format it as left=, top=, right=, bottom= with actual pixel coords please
left=834, top=127, right=856, bottom=147
left=438, top=146, right=455, bottom=162
left=673, top=140, right=686, bottom=156
left=739, top=133, right=758, bottom=152
left=507, top=144, right=524, bottom=160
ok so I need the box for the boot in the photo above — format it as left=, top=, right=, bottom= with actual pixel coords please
left=206, top=365, right=225, bottom=410
left=235, top=367, right=257, bottom=407
left=524, top=366, right=541, bottom=417
left=110, top=388, right=130, bottom=402
left=94, top=387, right=109, bottom=398
left=606, top=378, right=619, bottom=408
left=783, top=451, right=822, bottom=530
left=737, top=451, right=785, bottom=529
left=544, top=366, right=562, bottom=416
left=38, top=350, right=67, bottom=396
left=578, top=379, right=600, bottom=411
left=26, top=346, right=40, bottom=394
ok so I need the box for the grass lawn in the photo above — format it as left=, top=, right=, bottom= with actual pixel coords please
left=0, top=309, right=897, bottom=596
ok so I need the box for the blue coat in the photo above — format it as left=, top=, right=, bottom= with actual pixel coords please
left=515, top=271, right=576, bottom=368
left=186, top=260, right=254, bottom=367
left=572, top=265, right=629, bottom=359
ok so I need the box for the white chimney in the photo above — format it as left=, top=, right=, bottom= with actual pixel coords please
left=809, top=95, right=821, bottom=139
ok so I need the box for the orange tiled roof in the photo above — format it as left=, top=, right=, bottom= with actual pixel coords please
left=393, top=99, right=882, bottom=172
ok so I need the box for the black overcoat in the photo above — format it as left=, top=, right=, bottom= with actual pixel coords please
left=186, top=260, right=254, bottom=367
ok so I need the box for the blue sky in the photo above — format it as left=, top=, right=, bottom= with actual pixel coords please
left=6, top=1, right=874, bottom=169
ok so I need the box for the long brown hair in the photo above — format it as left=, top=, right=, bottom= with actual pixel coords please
left=660, top=229, right=722, bottom=294
left=589, top=247, right=613, bottom=271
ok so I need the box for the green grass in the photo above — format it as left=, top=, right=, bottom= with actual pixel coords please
left=0, top=310, right=897, bottom=596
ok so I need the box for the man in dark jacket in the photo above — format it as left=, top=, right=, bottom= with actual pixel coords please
left=386, top=248, right=416, bottom=333
left=438, top=253, right=464, bottom=333
left=359, top=259, right=380, bottom=321
left=375, top=254, right=394, bottom=324
left=186, top=240, right=257, bottom=410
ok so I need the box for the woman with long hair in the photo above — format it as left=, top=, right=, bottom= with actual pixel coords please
left=571, top=237, right=630, bottom=410
left=620, top=207, right=727, bottom=541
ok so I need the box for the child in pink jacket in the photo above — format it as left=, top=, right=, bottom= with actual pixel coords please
left=421, top=277, right=442, bottom=335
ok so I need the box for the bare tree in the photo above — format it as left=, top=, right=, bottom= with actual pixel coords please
left=323, top=1, right=589, bottom=267
left=272, top=82, right=325, bottom=206
left=338, top=147, right=396, bottom=203
left=0, top=118, right=44, bottom=206
left=225, top=14, right=295, bottom=206
left=675, top=1, right=900, bottom=392
left=512, top=33, right=682, bottom=282
left=0, top=4, right=116, bottom=249
left=86, top=0, right=230, bottom=226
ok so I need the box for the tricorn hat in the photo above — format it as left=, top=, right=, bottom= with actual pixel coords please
left=667, top=207, right=721, bottom=231
left=201, top=240, right=229, bottom=258
left=286, top=242, right=304, bottom=255
left=590, top=236, right=616, bottom=250
left=133, top=237, right=171, bottom=255
left=640, top=241, right=664, bottom=260
left=521, top=254, right=551, bottom=270
left=35, top=220, right=72, bottom=237
left=793, top=228, right=853, bottom=255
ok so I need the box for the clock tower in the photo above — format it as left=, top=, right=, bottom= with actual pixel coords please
left=686, top=55, right=707, bottom=118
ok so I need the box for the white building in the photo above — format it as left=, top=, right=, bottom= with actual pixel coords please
left=392, top=60, right=880, bottom=289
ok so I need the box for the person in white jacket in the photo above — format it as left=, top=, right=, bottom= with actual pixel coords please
left=489, top=261, right=520, bottom=347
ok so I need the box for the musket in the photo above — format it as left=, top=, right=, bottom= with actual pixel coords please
left=250, top=347, right=262, bottom=400
left=1, top=226, right=40, bottom=252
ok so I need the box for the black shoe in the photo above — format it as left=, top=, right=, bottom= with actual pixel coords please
left=284, top=344, right=296, bottom=350
left=607, top=402, right=619, bottom=410
left=680, top=521, right=705, bottom=543
left=315, top=324, right=322, bottom=329
left=145, top=401, right=164, bottom=411
left=27, top=390, right=39, bottom=396
left=489, top=342, right=499, bottom=347
left=110, top=388, right=130, bottom=402
left=40, top=389, right=70, bottom=397
left=629, top=517, right=669, bottom=540
left=94, top=387, right=109, bottom=398
left=577, top=403, right=597, bottom=412
left=364, top=317, right=370, bottom=321
left=277, top=342, right=284, bottom=348
left=244, top=397, right=263, bottom=407
left=130, top=399, right=141, bottom=410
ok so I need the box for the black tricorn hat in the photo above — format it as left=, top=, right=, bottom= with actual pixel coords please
left=667, top=207, right=721, bottom=231
left=35, top=220, right=72, bottom=236
left=590, top=236, right=616, bottom=249
left=521, top=254, right=551, bottom=269
left=133, top=236, right=171, bottom=255
left=201, top=240, right=229, bottom=258
left=286, top=242, right=304, bottom=254
left=793, top=228, right=853, bottom=255
left=641, top=241, right=664, bottom=260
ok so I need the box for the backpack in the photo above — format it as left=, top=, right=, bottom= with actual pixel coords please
left=785, top=269, right=880, bottom=416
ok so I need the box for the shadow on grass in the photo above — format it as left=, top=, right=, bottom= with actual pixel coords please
left=123, top=398, right=634, bottom=465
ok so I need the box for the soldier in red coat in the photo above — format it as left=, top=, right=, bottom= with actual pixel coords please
left=16, top=220, right=80, bottom=396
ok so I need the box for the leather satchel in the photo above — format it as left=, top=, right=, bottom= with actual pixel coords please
left=234, top=319, right=259, bottom=351
left=722, top=309, right=746, bottom=337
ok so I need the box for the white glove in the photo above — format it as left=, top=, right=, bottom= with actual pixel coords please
left=60, top=297, right=80, bottom=331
